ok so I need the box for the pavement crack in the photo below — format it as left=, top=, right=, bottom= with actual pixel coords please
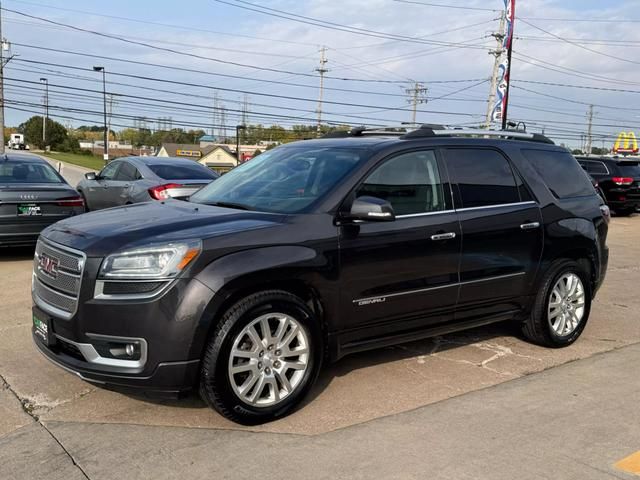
left=39, top=422, right=92, bottom=480
left=0, top=373, right=91, bottom=479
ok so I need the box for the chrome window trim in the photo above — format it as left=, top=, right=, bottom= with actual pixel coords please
left=54, top=333, right=148, bottom=373
left=455, top=201, right=537, bottom=213
left=396, top=209, right=456, bottom=219
left=353, top=272, right=526, bottom=305
left=93, top=279, right=173, bottom=301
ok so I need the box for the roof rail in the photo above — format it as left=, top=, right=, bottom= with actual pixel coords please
left=321, top=126, right=409, bottom=138
left=401, top=126, right=555, bottom=144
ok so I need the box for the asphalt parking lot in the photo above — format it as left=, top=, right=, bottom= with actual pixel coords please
left=1, top=160, right=640, bottom=477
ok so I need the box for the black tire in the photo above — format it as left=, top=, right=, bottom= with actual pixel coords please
left=199, top=290, right=322, bottom=425
left=78, top=191, right=90, bottom=212
left=522, top=260, right=592, bottom=348
left=615, top=208, right=634, bottom=217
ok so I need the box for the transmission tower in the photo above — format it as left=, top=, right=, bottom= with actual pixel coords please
left=586, top=105, right=594, bottom=156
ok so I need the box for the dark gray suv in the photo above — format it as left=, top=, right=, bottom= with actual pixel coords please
left=77, top=156, right=219, bottom=210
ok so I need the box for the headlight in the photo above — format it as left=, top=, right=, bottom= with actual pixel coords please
left=99, top=241, right=201, bottom=279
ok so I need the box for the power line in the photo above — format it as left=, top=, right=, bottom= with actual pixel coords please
left=392, top=0, right=499, bottom=12
left=519, top=18, right=640, bottom=67
left=210, top=0, right=493, bottom=51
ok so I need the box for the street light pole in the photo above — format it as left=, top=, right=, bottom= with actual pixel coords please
left=93, top=66, right=108, bottom=164
left=40, top=78, right=48, bottom=150
left=236, top=124, right=245, bottom=164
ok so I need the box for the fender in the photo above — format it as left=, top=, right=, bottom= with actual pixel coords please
left=187, top=245, right=337, bottom=359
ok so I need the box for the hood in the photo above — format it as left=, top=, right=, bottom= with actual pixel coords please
left=42, top=200, right=285, bottom=256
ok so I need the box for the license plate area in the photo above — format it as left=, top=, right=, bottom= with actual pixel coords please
left=18, top=204, right=42, bottom=216
left=32, top=307, right=56, bottom=347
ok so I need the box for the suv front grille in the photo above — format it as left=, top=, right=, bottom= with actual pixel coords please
left=33, top=239, right=86, bottom=319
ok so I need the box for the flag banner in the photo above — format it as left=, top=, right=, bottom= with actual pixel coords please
left=491, top=0, right=515, bottom=123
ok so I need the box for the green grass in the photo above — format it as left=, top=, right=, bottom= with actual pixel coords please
left=42, top=152, right=106, bottom=171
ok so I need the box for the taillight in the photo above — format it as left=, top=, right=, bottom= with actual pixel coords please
left=612, top=177, right=634, bottom=185
left=56, top=196, right=84, bottom=207
left=600, top=205, right=611, bottom=224
left=148, top=183, right=183, bottom=200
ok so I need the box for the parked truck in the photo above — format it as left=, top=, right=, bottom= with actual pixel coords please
left=8, top=133, right=28, bottom=150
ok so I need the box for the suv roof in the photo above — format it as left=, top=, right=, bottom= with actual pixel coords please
left=322, top=125, right=556, bottom=145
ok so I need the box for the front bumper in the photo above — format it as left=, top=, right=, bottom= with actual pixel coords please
left=32, top=259, right=216, bottom=394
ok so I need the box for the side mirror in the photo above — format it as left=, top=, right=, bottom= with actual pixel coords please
left=85, top=172, right=97, bottom=180
left=348, top=196, right=395, bottom=222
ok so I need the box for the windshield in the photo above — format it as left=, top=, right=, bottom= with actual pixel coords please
left=190, top=146, right=366, bottom=213
left=0, top=162, right=65, bottom=184
left=148, top=163, right=218, bottom=180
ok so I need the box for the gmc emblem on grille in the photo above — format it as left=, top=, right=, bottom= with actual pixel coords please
left=39, top=253, right=59, bottom=278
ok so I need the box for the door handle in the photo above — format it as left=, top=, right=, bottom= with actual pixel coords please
left=520, top=222, right=541, bottom=231
left=431, top=232, right=456, bottom=241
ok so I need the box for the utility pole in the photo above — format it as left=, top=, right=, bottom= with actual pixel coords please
left=315, top=46, right=329, bottom=137
left=500, top=0, right=516, bottom=130
left=586, top=104, right=594, bottom=156
left=93, top=66, right=108, bottom=164
left=107, top=93, right=115, bottom=146
left=0, top=2, right=6, bottom=155
left=485, top=12, right=506, bottom=129
left=40, top=77, right=48, bottom=149
left=405, top=82, right=428, bottom=125
left=212, top=91, right=219, bottom=138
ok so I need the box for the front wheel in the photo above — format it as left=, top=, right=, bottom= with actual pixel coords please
left=199, top=290, right=322, bottom=424
left=522, top=260, right=592, bottom=347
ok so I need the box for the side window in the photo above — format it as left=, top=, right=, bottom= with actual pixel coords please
left=592, top=162, right=609, bottom=175
left=116, top=162, right=138, bottom=181
left=356, top=150, right=446, bottom=216
left=521, top=149, right=594, bottom=199
left=99, top=161, right=121, bottom=180
left=445, top=149, right=520, bottom=209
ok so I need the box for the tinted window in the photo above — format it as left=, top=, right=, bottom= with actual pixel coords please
left=100, top=161, right=120, bottom=180
left=446, top=149, right=519, bottom=208
left=116, top=162, right=138, bottom=181
left=616, top=161, right=640, bottom=177
left=148, top=163, right=218, bottom=180
left=588, top=161, right=609, bottom=175
left=522, top=150, right=594, bottom=199
left=356, top=150, right=445, bottom=215
left=0, top=162, right=64, bottom=184
left=190, top=147, right=366, bottom=213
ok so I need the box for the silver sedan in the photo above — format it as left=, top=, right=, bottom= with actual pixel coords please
left=77, top=156, right=219, bottom=211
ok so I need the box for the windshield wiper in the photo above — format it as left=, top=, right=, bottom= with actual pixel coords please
left=204, top=201, right=253, bottom=211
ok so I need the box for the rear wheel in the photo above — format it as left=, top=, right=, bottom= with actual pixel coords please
left=522, top=260, right=592, bottom=347
left=616, top=207, right=634, bottom=217
left=199, top=290, right=322, bottom=424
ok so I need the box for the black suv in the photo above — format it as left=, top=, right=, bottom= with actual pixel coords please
left=32, top=127, right=610, bottom=424
left=576, top=156, right=640, bottom=215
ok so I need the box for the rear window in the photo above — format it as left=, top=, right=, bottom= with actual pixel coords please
left=148, top=163, right=218, bottom=180
left=616, top=162, right=640, bottom=177
left=521, top=150, right=594, bottom=199
left=0, top=162, right=64, bottom=183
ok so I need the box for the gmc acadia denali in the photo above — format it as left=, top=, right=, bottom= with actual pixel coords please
left=32, top=127, right=610, bottom=424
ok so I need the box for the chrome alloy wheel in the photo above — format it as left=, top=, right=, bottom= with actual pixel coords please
left=228, top=313, right=310, bottom=407
left=548, top=273, right=586, bottom=336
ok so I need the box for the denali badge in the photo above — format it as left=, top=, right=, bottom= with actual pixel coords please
left=20, top=194, right=39, bottom=200
left=39, top=253, right=59, bottom=278
left=357, top=297, right=386, bottom=307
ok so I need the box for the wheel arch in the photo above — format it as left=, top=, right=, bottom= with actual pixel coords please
left=188, top=246, right=334, bottom=360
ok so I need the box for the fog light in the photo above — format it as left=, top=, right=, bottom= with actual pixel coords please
left=125, top=343, right=135, bottom=357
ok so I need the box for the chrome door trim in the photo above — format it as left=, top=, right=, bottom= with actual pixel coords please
left=396, top=209, right=456, bottom=219
left=353, top=272, right=526, bottom=306
left=455, top=201, right=537, bottom=213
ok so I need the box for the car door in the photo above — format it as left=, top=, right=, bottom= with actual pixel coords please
left=338, top=149, right=461, bottom=342
left=86, top=161, right=122, bottom=210
left=108, top=161, right=139, bottom=206
left=443, top=147, right=543, bottom=321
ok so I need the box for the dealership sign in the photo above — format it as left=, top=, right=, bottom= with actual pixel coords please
left=176, top=149, right=202, bottom=157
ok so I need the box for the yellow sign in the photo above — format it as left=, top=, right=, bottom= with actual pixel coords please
left=176, top=149, right=202, bottom=157
left=613, top=131, right=638, bottom=154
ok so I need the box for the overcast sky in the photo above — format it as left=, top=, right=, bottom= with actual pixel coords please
left=3, top=0, right=639, bottom=148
